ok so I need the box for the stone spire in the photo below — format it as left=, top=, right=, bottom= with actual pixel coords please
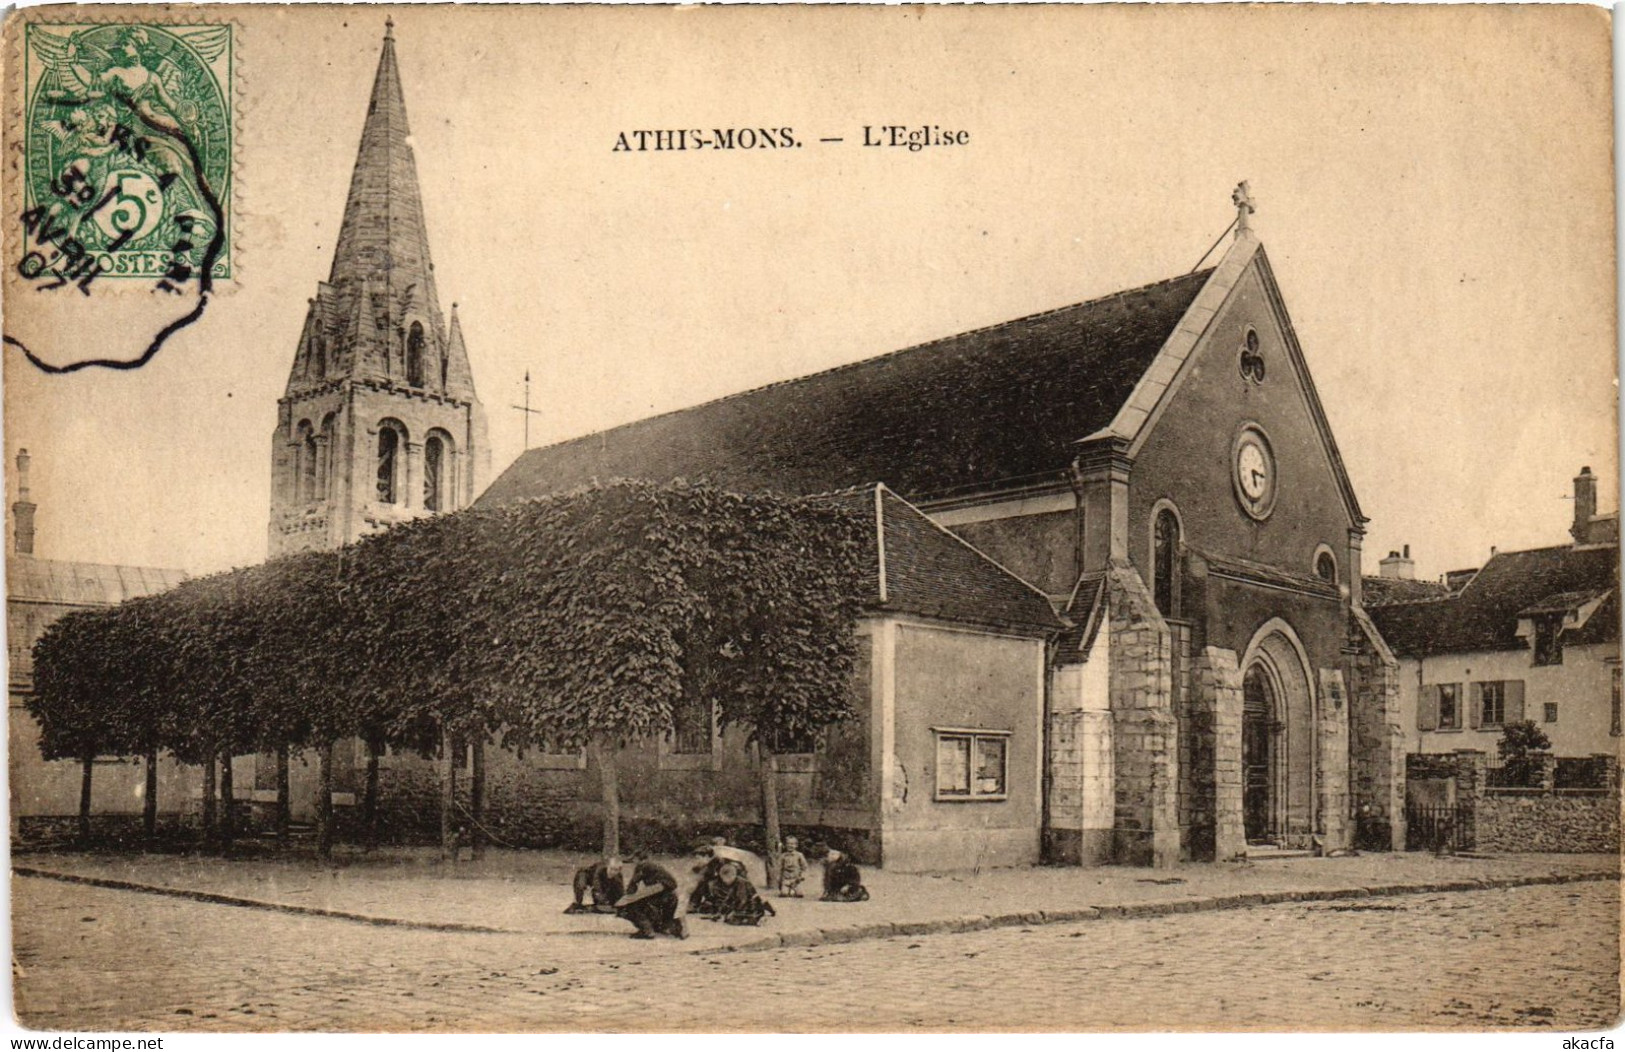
left=328, top=23, right=438, bottom=310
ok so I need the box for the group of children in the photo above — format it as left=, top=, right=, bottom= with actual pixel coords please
left=566, top=835, right=871, bottom=939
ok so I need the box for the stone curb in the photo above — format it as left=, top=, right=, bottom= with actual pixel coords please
left=16, top=863, right=1615, bottom=950
left=12, top=866, right=515, bottom=934
left=690, top=870, right=1619, bottom=956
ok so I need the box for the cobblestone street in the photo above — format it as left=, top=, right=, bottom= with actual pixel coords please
left=12, top=875, right=1619, bottom=1032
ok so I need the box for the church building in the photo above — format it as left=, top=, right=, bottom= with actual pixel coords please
left=257, top=26, right=1406, bottom=867
left=480, top=193, right=1405, bottom=866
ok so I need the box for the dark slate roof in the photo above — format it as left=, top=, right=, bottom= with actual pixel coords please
left=1368, top=544, right=1618, bottom=656
left=479, top=269, right=1214, bottom=508
left=1361, top=575, right=1454, bottom=606
left=818, top=485, right=1062, bottom=635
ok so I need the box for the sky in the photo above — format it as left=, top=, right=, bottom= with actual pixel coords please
left=3, top=4, right=1617, bottom=584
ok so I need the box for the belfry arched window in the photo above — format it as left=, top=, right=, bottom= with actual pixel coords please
left=406, top=322, right=425, bottom=388
left=1153, top=506, right=1181, bottom=617
left=312, top=337, right=326, bottom=381
left=376, top=420, right=405, bottom=504
left=293, top=420, right=315, bottom=503
left=302, top=430, right=319, bottom=503
left=423, top=431, right=451, bottom=512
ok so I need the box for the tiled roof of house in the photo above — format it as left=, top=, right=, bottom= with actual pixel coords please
left=1361, top=575, right=1454, bottom=606
left=478, top=269, right=1214, bottom=508
left=1367, top=544, right=1618, bottom=656
left=818, top=485, right=1063, bottom=635
left=7, top=555, right=187, bottom=607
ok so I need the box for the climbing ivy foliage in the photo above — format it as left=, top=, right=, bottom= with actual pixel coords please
left=29, top=480, right=871, bottom=766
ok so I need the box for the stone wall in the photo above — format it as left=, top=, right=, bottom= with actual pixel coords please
left=1478, top=791, right=1620, bottom=853
left=1107, top=561, right=1179, bottom=867
left=1406, top=750, right=1618, bottom=853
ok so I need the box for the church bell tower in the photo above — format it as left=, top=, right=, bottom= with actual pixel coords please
left=268, top=22, right=489, bottom=557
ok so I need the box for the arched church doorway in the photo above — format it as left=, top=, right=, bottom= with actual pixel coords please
left=1242, top=663, right=1277, bottom=843
left=1239, top=619, right=1316, bottom=846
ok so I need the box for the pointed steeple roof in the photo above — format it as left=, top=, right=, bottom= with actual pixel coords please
left=327, top=21, right=440, bottom=319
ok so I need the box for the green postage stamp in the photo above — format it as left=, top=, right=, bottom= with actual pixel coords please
left=20, top=20, right=232, bottom=291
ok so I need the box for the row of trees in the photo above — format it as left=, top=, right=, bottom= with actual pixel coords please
left=30, top=480, right=872, bottom=861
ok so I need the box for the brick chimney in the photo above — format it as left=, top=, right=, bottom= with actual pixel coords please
left=1571, top=466, right=1598, bottom=544
left=1379, top=544, right=1414, bottom=580
left=12, top=448, right=36, bottom=556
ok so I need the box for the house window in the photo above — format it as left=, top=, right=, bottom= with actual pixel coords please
left=1437, top=683, right=1460, bottom=730
left=1153, top=506, right=1181, bottom=617
left=1544, top=702, right=1559, bottom=724
left=671, top=695, right=714, bottom=755
left=1478, top=681, right=1505, bottom=728
left=1533, top=615, right=1564, bottom=666
left=934, top=730, right=1009, bottom=801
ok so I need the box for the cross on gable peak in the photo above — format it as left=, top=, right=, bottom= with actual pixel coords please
left=1232, top=180, right=1256, bottom=238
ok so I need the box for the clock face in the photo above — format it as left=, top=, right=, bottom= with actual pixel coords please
left=1232, top=426, right=1277, bottom=520
left=1239, top=442, right=1269, bottom=499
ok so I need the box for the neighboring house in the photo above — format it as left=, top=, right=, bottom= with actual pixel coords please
left=6, top=450, right=190, bottom=839
left=369, top=484, right=1061, bottom=873
left=1366, top=467, right=1621, bottom=762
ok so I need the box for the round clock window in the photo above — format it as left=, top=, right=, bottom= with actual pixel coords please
left=1232, top=425, right=1278, bottom=520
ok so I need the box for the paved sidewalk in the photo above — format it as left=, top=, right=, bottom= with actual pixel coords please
left=15, top=846, right=1617, bottom=956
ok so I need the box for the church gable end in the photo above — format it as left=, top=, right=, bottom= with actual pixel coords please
left=1124, top=240, right=1364, bottom=597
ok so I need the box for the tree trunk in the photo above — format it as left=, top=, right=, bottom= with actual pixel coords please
left=363, top=736, right=381, bottom=851
left=589, top=737, right=621, bottom=859
left=219, top=749, right=235, bottom=848
left=143, top=746, right=158, bottom=841
left=201, top=748, right=218, bottom=848
left=470, top=736, right=486, bottom=859
left=315, top=739, right=334, bottom=859
left=275, top=744, right=290, bottom=847
left=77, top=754, right=93, bottom=844
left=439, top=725, right=456, bottom=860
left=758, top=742, right=782, bottom=888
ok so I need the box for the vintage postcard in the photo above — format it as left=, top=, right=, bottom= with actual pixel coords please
left=1, top=2, right=1618, bottom=1036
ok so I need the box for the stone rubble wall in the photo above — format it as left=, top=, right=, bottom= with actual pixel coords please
left=1477, top=791, right=1620, bottom=854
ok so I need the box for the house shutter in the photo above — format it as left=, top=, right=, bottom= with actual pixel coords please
left=1468, top=683, right=1482, bottom=729
left=1505, top=680, right=1526, bottom=724
left=1419, top=685, right=1439, bottom=731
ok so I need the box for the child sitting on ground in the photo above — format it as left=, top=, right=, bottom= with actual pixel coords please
left=820, top=848, right=870, bottom=902
left=710, top=860, right=776, bottom=926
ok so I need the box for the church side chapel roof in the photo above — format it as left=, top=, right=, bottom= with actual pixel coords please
left=479, top=268, right=1215, bottom=508
left=1367, top=544, right=1618, bottom=657
left=817, top=485, right=1063, bottom=635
